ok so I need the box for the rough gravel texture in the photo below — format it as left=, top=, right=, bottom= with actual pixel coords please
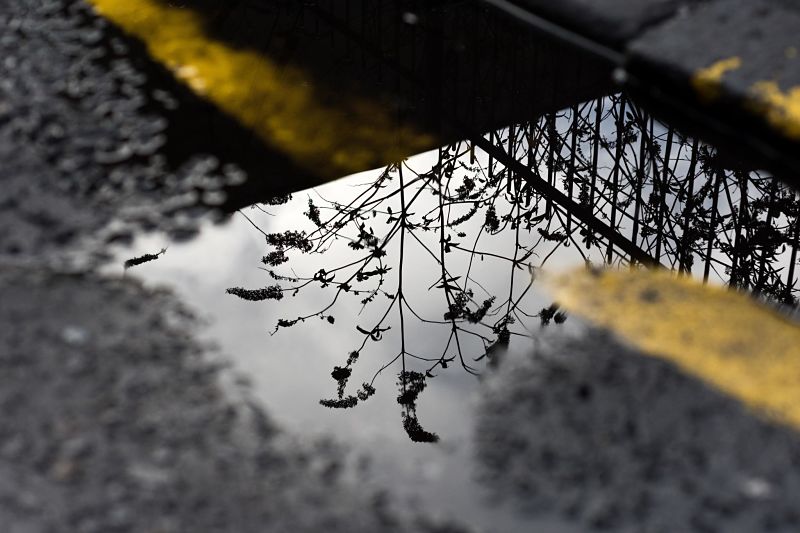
left=477, top=329, right=800, bottom=533
left=0, top=2, right=469, bottom=532
left=0, top=0, right=247, bottom=265
left=0, top=265, right=466, bottom=533
left=5, top=1, right=800, bottom=532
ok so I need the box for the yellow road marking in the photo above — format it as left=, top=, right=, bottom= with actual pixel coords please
left=691, top=56, right=741, bottom=101
left=87, top=0, right=435, bottom=178
left=750, top=80, right=800, bottom=140
left=693, top=57, right=800, bottom=141
left=549, top=268, right=800, bottom=430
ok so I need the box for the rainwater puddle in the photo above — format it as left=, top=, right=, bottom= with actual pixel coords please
left=101, top=150, right=589, bottom=532
left=101, top=98, right=800, bottom=532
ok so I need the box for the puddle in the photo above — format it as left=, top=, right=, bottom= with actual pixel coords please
left=103, top=96, right=800, bottom=531
left=7, top=1, right=800, bottom=531
left=104, top=157, right=580, bottom=532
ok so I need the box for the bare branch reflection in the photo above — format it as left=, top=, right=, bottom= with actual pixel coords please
left=229, top=94, right=800, bottom=441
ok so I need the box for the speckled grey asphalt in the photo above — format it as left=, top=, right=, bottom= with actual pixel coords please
left=0, top=2, right=467, bottom=531
left=0, top=0, right=247, bottom=265
left=0, top=266, right=472, bottom=533
left=4, top=1, right=800, bottom=532
left=477, top=331, right=800, bottom=532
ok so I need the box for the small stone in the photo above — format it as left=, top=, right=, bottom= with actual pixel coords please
left=61, top=437, right=92, bottom=460
left=741, top=477, right=773, bottom=500
left=128, top=463, right=171, bottom=488
left=61, top=325, right=88, bottom=345
left=51, top=459, right=77, bottom=482
left=402, top=12, right=419, bottom=25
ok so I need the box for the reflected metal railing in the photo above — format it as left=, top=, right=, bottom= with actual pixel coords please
left=472, top=93, right=800, bottom=304
left=233, top=94, right=800, bottom=441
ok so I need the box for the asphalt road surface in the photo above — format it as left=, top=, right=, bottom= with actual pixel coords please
left=3, top=1, right=800, bottom=532
left=0, top=2, right=467, bottom=531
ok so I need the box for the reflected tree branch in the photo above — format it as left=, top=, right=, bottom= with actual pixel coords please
left=228, top=93, right=800, bottom=441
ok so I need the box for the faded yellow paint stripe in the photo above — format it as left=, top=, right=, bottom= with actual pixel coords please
left=549, top=268, right=800, bottom=430
left=692, top=56, right=800, bottom=141
left=691, top=56, right=741, bottom=102
left=87, top=0, right=435, bottom=177
left=750, top=80, right=800, bottom=140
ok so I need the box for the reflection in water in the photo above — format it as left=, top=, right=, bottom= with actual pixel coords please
left=230, top=93, right=800, bottom=441
left=123, top=247, right=168, bottom=270
left=86, top=0, right=614, bottom=210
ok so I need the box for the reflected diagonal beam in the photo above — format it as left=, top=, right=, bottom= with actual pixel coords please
left=310, top=3, right=658, bottom=267
left=471, top=134, right=661, bottom=267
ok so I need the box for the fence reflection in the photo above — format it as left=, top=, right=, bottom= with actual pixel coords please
left=232, top=93, right=800, bottom=441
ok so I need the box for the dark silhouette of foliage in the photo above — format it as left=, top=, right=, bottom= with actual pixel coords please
left=226, top=285, right=284, bottom=301
left=231, top=93, right=800, bottom=441
left=262, top=250, right=288, bottom=266
left=266, top=230, right=313, bottom=253
left=397, top=371, right=439, bottom=443
left=124, top=247, right=167, bottom=269
left=539, top=304, right=568, bottom=326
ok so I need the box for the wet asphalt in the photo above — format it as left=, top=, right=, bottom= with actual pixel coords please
left=0, top=263, right=479, bottom=533
left=0, top=2, right=466, bottom=531
left=3, top=1, right=800, bottom=532
left=479, top=331, right=800, bottom=532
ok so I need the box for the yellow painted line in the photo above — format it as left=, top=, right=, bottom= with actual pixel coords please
left=691, top=56, right=741, bottom=101
left=692, top=56, right=800, bottom=141
left=549, top=268, right=800, bottom=430
left=87, top=0, right=435, bottom=178
left=750, top=80, right=800, bottom=140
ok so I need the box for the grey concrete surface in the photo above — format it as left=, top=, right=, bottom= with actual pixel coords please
left=477, top=329, right=800, bottom=532
left=625, top=0, right=800, bottom=177
left=630, top=0, right=800, bottom=107
left=0, top=265, right=467, bottom=533
left=495, top=0, right=800, bottom=177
